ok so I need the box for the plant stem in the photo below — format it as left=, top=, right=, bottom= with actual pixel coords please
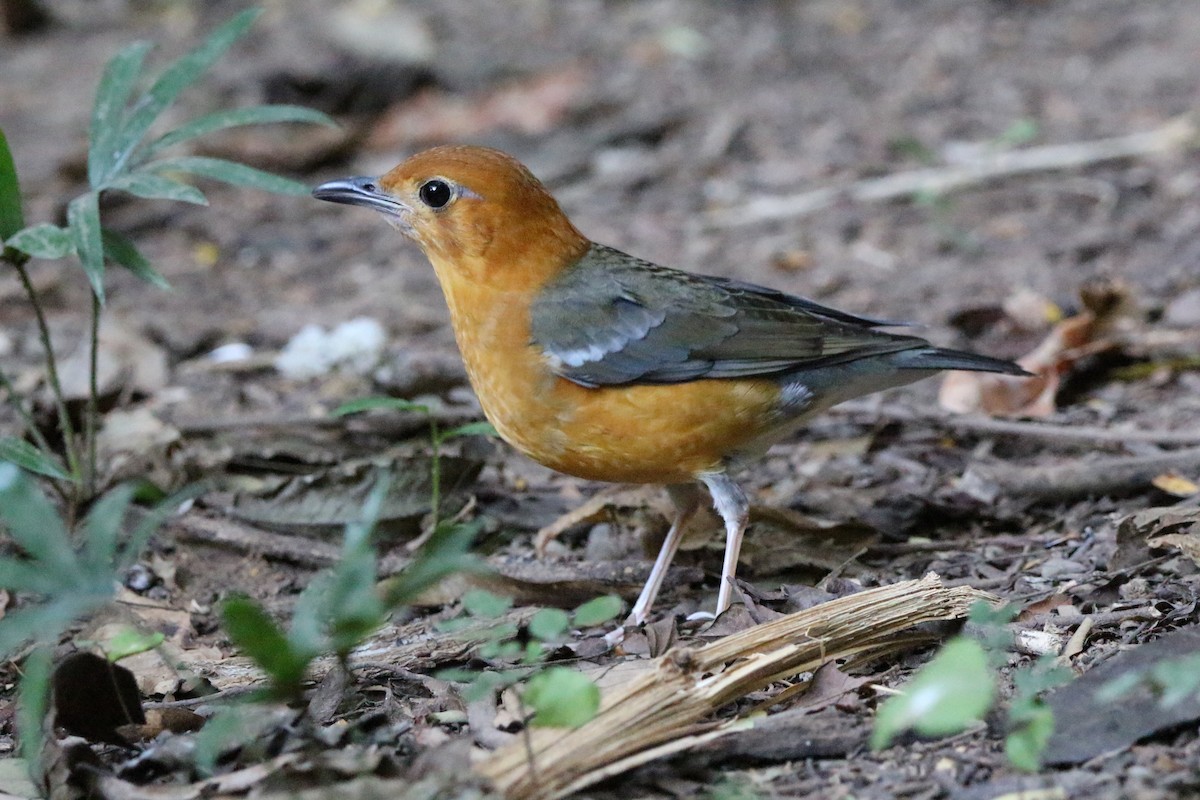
left=429, top=420, right=441, bottom=533
left=13, top=262, right=82, bottom=486
left=517, top=694, right=540, bottom=784
left=85, top=292, right=100, bottom=497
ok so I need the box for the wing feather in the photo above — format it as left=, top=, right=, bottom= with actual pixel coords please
left=530, top=244, right=922, bottom=387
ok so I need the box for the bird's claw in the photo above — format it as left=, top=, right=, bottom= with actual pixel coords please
left=603, top=626, right=627, bottom=648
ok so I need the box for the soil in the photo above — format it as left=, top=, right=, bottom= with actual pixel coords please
left=2, top=1, right=1200, bottom=798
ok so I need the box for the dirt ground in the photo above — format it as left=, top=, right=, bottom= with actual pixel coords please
left=3, top=1, right=1200, bottom=798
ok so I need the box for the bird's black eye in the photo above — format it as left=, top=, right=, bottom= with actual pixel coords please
left=418, top=179, right=453, bottom=209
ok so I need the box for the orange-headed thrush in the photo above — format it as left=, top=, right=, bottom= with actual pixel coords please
left=314, top=146, right=1027, bottom=626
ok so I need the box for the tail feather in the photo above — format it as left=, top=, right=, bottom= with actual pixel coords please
left=896, top=346, right=1031, bottom=376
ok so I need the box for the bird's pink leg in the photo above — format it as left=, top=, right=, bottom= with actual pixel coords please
left=701, top=472, right=749, bottom=619
left=624, top=484, right=701, bottom=626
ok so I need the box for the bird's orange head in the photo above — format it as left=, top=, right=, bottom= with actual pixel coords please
left=313, top=146, right=589, bottom=291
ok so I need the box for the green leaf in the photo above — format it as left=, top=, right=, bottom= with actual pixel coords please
left=193, top=705, right=264, bottom=778
left=379, top=519, right=483, bottom=608
left=104, top=626, right=165, bottom=662
left=572, top=595, right=623, bottom=628
left=146, top=155, right=309, bottom=196
left=0, top=128, right=24, bottom=239
left=528, top=608, right=570, bottom=641
left=441, top=421, right=499, bottom=440
left=1005, top=702, right=1055, bottom=771
left=87, top=41, right=153, bottom=186
left=81, top=483, right=137, bottom=571
left=101, top=228, right=170, bottom=289
left=288, top=571, right=333, bottom=656
left=142, top=105, right=337, bottom=159
left=15, top=646, right=51, bottom=768
left=462, top=589, right=512, bottom=619
left=333, top=397, right=430, bottom=417
left=967, top=600, right=1016, bottom=663
left=221, top=596, right=310, bottom=696
left=1153, top=654, right=1200, bottom=707
left=5, top=224, right=75, bottom=260
left=524, top=667, right=600, bottom=728
left=106, top=10, right=261, bottom=180
left=67, top=192, right=105, bottom=302
left=119, top=483, right=204, bottom=571
left=108, top=172, right=208, bottom=205
left=0, top=438, right=72, bottom=480
left=0, top=558, right=60, bottom=595
left=1095, top=670, right=1142, bottom=703
left=0, top=463, right=77, bottom=577
left=322, top=475, right=388, bottom=655
left=521, top=640, right=545, bottom=664
left=871, top=638, right=995, bottom=750
left=0, top=596, right=102, bottom=658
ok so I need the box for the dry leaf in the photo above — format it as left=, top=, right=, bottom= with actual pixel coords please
left=58, top=315, right=169, bottom=401
left=1151, top=471, right=1199, bottom=497
left=1148, top=532, right=1200, bottom=567
left=939, top=281, right=1131, bottom=417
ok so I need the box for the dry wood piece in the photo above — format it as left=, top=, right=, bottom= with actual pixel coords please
left=476, top=574, right=990, bottom=799
left=969, top=446, right=1200, bottom=502
left=709, top=115, right=1199, bottom=228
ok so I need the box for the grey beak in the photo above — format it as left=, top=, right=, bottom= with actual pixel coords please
left=312, top=176, right=407, bottom=216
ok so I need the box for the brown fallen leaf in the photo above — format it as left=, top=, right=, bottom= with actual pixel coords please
left=939, top=280, right=1131, bottom=417
left=1148, top=532, right=1200, bottom=568
left=1151, top=471, right=1199, bottom=497
left=1110, top=506, right=1200, bottom=571
left=57, top=314, right=169, bottom=402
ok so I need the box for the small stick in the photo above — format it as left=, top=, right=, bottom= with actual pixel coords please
left=709, top=116, right=1198, bottom=228
left=175, top=407, right=480, bottom=435
left=971, top=446, right=1200, bottom=502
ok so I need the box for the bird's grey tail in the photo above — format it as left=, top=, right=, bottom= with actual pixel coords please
left=896, top=347, right=1031, bottom=376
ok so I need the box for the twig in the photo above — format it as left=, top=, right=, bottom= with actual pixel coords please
left=709, top=115, right=1199, bottom=228
left=832, top=401, right=1200, bottom=448
left=175, top=406, right=480, bottom=436
left=170, top=512, right=342, bottom=568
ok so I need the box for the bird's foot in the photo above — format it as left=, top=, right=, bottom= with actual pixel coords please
left=603, top=626, right=627, bottom=648
left=684, top=610, right=716, bottom=622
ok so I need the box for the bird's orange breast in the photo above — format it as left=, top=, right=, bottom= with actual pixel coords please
left=434, top=269, right=784, bottom=484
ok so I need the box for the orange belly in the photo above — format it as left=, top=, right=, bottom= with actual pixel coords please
left=492, top=374, right=782, bottom=484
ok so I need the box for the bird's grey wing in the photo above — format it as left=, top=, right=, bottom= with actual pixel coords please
left=529, top=244, right=924, bottom=387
